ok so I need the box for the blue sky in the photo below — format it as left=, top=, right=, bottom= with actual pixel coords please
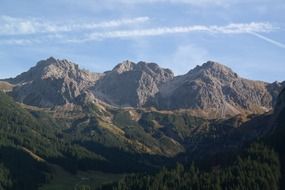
left=0, top=0, right=284, bottom=82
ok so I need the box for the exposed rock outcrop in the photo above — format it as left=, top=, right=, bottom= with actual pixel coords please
left=9, top=57, right=102, bottom=107
left=151, top=61, right=284, bottom=117
left=93, top=60, right=174, bottom=107
left=3, top=58, right=284, bottom=118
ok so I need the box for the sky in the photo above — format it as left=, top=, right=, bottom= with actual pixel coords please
left=0, top=0, right=284, bottom=82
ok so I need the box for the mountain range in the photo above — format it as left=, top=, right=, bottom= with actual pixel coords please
left=0, top=57, right=285, bottom=190
left=2, top=57, right=284, bottom=118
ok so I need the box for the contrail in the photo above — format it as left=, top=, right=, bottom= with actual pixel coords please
left=250, top=32, right=285, bottom=49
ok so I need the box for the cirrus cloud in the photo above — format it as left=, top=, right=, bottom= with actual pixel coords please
left=0, top=15, right=150, bottom=35
left=69, top=22, right=275, bottom=42
left=0, top=17, right=283, bottom=50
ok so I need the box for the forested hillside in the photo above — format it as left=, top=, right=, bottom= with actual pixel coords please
left=101, top=89, right=285, bottom=190
left=107, top=143, right=280, bottom=190
left=1, top=86, right=285, bottom=190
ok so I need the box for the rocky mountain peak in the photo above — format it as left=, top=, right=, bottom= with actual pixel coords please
left=112, top=60, right=174, bottom=78
left=11, top=57, right=82, bottom=84
left=153, top=61, right=285, bottom=118
left=9, top=57, right=102, bottom=107
left=136, top=61, right=174, bottom=79
left=4, top=57, right=285, bottom=118
left=201, top=60, right=228, bottom=69
left=187, top=61, right=238, bottom=81
left=46, top=56, right=57, bottom=62
left=42, top=60, right=81, bottom=80
left=112, top=60, right=136, bottom=74
left=94, top=60, right=174, bottom=107
left=36, top=57, right=77, bottom=70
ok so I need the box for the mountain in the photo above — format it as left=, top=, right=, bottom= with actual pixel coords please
left=6, top=57, right=102, bottom=107
left=102, top=84, right=285, bottom=190
left=152, top=61, right=284, bottom=117
left=2, top=58, right=284, bottom=118
left=1, top=57, right=285, bottom=189
left=93, top=60, right=174, bottom=107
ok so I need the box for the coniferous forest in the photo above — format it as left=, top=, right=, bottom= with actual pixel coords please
left=0, top=88, right=284, bottom=190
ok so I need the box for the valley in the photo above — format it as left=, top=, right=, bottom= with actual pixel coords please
left=0, top=58, right=284, bottom=190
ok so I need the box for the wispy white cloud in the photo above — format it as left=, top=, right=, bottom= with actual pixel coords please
left=97, top=0, right=275, bottom=8
left=0, top=15, right=149, bottom=35
left=69, top=22, right=275, bottom=42
left=49, top=0, right=276, bottom=11
left=0, top=22, right=277, bottom=46
left=0, top=39, right=37, bottom=45
left=249, top=32, right=285, bottom=49
left=101, top=0, right=232, bottom=7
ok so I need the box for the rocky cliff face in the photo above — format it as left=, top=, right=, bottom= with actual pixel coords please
left=152, top=61, right=284, bottom=117
left=3, top=58, right=284, bottom=118
left=93, top=60, right=174, bottom=107
left=9, top=57, right=102, bottom=107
